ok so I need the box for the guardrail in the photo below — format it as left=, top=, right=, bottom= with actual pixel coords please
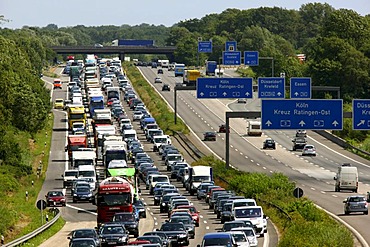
left=3, top=208, right=60, bottom=247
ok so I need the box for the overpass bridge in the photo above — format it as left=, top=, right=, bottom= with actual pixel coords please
left=50, top=46, right=177, bottom=60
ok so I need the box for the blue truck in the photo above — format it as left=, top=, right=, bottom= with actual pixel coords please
left=174, top=64, right=186, bottom=77
left=112, top=39, right=155, bottom=47
left=206, top=61, right=217, bottom=76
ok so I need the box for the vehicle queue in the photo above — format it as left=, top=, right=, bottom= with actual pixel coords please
left=50, top=56, right=272, bottom=247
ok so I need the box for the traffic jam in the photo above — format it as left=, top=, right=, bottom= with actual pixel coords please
left=53, top=56, right=267, bottom=247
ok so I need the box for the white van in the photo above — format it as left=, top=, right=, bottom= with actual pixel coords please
left=123, top=129, right=137, bottom=142
left=247, top=120, right=262, bottom=136
left=334, top=164, right=358, bottom=192
left=233, top=206, right=268, bottom=236
left=77, top=165, right=97, bottom=190
left=231, top=199, right=257, bottom=216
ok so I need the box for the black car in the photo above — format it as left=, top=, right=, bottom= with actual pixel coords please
left=112, top=212, right=139, bottom=237
left=222, top=220, right=250, bottom=232
left=143, top=231, right=170, bottom=247
left=159, top=222, right=189, bottom=246
left=160, top=193, right=180, bottom=213
left=69, top=238, right=98, bottom=247
left=134, top=199, right=147, bottom=218
left=68, top=228, right=100, bottom=247
left=292, top=137, right=307, bottom=151
left=158, top=69, right=164, bottom=74
left=72, top=186, right=93, bottom=203
left=98, top=222, right=129, bottom=246
left=162, top=84, right=170, bottom=91
left=263, top=138, right=276, bottom=149
left=203, top=132, right=216, bottom=141
left=169, top=216, right=196, bottom=239
left=220, top=203, right=233, bottom=224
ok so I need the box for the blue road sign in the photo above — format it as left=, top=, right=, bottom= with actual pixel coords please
left=353, top=99, right=370, bottom=130
left=198, top=41, right=212, bottom=53
left=258, top=77, right=285, bottom=98
left=244, top=51, right=259, bottom=66
left=225, top=41, right=237, bottom=51
left=261, top=99, right=343, bottom=130
left=290, top=77, right=311, bottom=99
left=197, top=77, right=253, bottom=99
left=222, top=51, right=241, bottom=65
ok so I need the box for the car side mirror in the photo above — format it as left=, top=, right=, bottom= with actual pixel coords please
left=65, top=146, right=68, bottom=152
left=61, top=174, right=64, bottom=178
left=334, top=176, right=337, bottom=180
left=67, top=236, right=71, bottom=240
left=343, top=200, right=347, bottom=203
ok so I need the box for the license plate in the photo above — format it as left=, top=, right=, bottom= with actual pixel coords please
left=108, top=242, right=116, bottom=245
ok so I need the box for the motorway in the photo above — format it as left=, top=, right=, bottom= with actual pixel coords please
left=38, top=67, right=273, bottom=246
left=138, top=66, right=370, bottom=246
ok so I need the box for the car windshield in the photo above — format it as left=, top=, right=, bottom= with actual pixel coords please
left=70, top=239, right=96, bottom=247
left=170, top=217, right=191, bottom=224
left=349, top=197, right=365, bottom=202
left=97, top=194, right=131, bottom=206
left=235, top=208, right=262, bottom=218
left=193, top=176, right=210, bottom=182
left=48, top=191, right=63, bottom=197
left=232, top=233, right=247, bottom=242
left=72, top=230, right=95, bottom=238
left=239, top=229, right=254, bottom=237
left=77, top=187, right=91, bottom=193
left=160, top=223, right=185, bottom=231
left=154, top=177, right=168, bottom=182
left=101, top=226, right=124, bottom=234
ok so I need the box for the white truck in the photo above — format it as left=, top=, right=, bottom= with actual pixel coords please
left=247, top=120, right=262, bottom=136
left=187, top=166, right=213, bottom=195
left=153, top=135, right=171, bottom=152
left=72, top=150, right=97, bottom=168
left=103, top=140, right=127, bottom=168
left=161, top=59, right=169, bottom=68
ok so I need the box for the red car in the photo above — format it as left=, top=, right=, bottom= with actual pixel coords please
left=45, top=190, right=66, bottom=207
left=177, top=205, right=200, bottom=227
left=128, top=240, right=151, bottom=245
left=218, top=124, right=230, bottom=133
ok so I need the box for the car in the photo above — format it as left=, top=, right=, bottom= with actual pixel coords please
left=169, top=216, right=195, bottom=239
left=222, top=220, right=249, bottom=232
left=162, top=84, right=170, bottom=91
left=218, top=124, right=229, bottom=133
left=177, top=205, right=200, bottom=227
left=53, top=79, right=62, bottom=89
left=198, top=232, right=237, bottom=247
left=157, top=69, right=164, bottom=74
left=159, top=222, right=189, bottom=246
left=231, top=227, right=258, bottom=247
left=136, top=236, right=164, bottom=246
left=68, top=228, right=100, bottom=246
left=143, top=231, right=170, bottom=247
left=54, top=98, right=64, bottom=109
left=302, top=144, right=316, bottom=156
left=45, top=190, right=66, bottom=207
left=134, top=199, right=147, bottom=218
left=94, top=43, right=103, bottom=48
left=154, top=77, right=162, bottom=83
left=237, top=98, right=247, bottom=103
left=112, top=212, right=139, bottom=237
left=230, top=231, right=250, bottom=247
left=203, top=132, right=216, bottom=141
left=343, top=195, right=368, bottom=215
left=69, top=238, right=99, bottom=247
left=133, top=111, right=144, bottom=121
left=292, top=136, right=307, bottom=151
left=98, top=222, right=129, bottom=246
left=296, top=129, right=307, bottom=137
left=262, top=138, right=276, bottom=149
left=72, top=186, right=94, bottom=203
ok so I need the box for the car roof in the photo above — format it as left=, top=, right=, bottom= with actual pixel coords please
left=203, top=232, right=233, bottom=238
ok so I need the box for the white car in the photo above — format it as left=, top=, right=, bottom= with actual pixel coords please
left=302, top=144, right=316, bottom=156
left=229, top=231, right=250, bottom=247
left=231, top=227, right=258, bottom=246
left=133, top=111, right=144, bottom=121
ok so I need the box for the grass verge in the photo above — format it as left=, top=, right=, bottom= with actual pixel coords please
left=126, top=65, right=354, bottom=247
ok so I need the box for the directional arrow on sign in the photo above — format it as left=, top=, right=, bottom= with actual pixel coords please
left=277, top=92, right=282, bottom=97
left=223, top=92, right=227, bottom=96
left=294, top=92, right=299, bottom=96
left=266, top=120, right=272, bottom=126
left=357, top=120, right=365, bottom=126
left=246, top=92, right=250, bottom=96
left=332, top=121, right=339, bottom=127
left=200, top=92, right=204, bottom=96
left=299, top=120, right=305, bottom=127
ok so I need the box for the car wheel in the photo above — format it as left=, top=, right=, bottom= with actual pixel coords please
left=143, top=213, right=146, bottom=218
left=260, top=232, right=264, bottom=237
left=221, top=219, right=225, bottom=224
left=364, top=211, right=368, bottom=215
left=134, top=232, right=139, bottom=238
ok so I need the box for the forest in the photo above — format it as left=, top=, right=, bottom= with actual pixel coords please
left=1, top=2, right=370, bottom=182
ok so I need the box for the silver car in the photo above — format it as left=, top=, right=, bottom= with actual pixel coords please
left=343, top=195, right=368, bottom=215
left=302, top=144, right=316, bottom=156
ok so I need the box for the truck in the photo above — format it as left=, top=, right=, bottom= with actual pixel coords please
left=62, top=169, right=78, bottom=188
left=69, top=66, right=81, bottom=81
left=183, top=70, right=201, bottom=86
left=161, top=59, right=169, bottom=68
left=103, top=141, right=127, bottom=168
left=246, top=120, right=262, bottom=136
left=71, top=150, right=97, bottom=167
left=67, top=105, right=86, bottom=130
left=88, top=94, right=104, bottom=117
left=106, top=87, right=120, bottom=101
left=206, top=61, right=217, bottom=76
left=174, top=63, right=186, bottom=77
left=187, top=166, right=213, bottom=195
left=111, top=39, right=155, bottom=47
left=66, top=135, right=88, bottom=161
left=334, top=164, right=358, bottom=192
left=93, top=176, right=136, bottom=226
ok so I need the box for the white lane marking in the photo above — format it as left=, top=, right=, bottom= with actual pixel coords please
left=200, top=215, right=204, bottom=218
left=332, top=195, right=338, bottom=197
left=311, top=187, right=316, bottom=191
left=66, top=204, right=97, bottom=215
left=203, top=221, right=207, bottom=224
left=206, top=226, right=210, bottom=230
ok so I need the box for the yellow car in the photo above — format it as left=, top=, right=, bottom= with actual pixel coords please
left=54, top=98, right=64, bottom=109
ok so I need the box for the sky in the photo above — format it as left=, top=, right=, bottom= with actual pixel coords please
left=1, top=0, right=369, bottom=29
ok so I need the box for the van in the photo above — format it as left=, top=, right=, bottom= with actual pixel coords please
left=334, top=164, right=358, bottom=192
left=247, top=120, right=262, bottom=136
left=122, top=129, right=137, bottom=142
left=233, top=206, right=268, bottom=236
left=231, top=198, right=257, bottom=217
left=77, top=165, right=97, bottom=190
